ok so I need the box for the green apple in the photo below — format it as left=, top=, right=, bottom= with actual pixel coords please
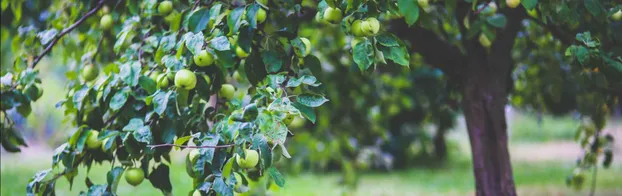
left=82, top=64, right=99, bottom=82
left=479, top=34, right=492, bottom=47
left=174, top=69, right=197, bottom=90
left=219, top=84, right=235, bottom=100
left=158, top=1, right=173, bottom=15
left=149, top=71, right=161, bottom=82
left=283, top=114, right=294, bottom=125
left=417, top=0, right=429, bottom=8
left=24, top=84, right=43, bottom=101
left=16, top=103, right=32, bottom=118
left=193, top=50, right=214, bottom=67
left=506, top=0, right=520, bottom=8
left=125, top=168, right=145, bottom=186
left=157, top=74, right=169, bottom=89
left=288, top=116, right=305, bottom=129
left=256, top=8, right=267, bottom=24
left=101, top=137, right=116, bottom=153
left=189, top=149, right=200, bottom=162
left=323, top=7, right=343, bottom=24
left=236, top=149, right=259, bottom=169
left=299, top=37, right=311, bottom=57
left=613, top=10, right=622, bottom=21
left=351, top=20, right=365, bottom=37
left=365, top=17, right=380, bottom=35
left=236, top=46, right=250, bottom=58
left=86, top=130, right=102, bottom=150
left=233, top=71, right=243, bottom=82
left=100, top=14, right=113, bottom=30
left=256, top=0, right=268, bottom=6
left=192, top=190, right=202, bottom=196
left=166, top=72, right=175, bottom=81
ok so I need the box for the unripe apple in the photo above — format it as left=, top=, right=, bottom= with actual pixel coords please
left=418, top=0, right=429, bottom=8
left=506, top=0, right=520, bottom=8
left=157, top=74, right=169, bottom=89
left=82, top=64, right=99, bottom=82
left=192, top=190, right=202, bottom=196
left=149, top=71, right=161, bottom=82
left=323, top=7, right=343, bottom=24
left=219, top=84, right=235, bottom=100
left=479, top=34, right=492, bottom=47
left=236, top=149, right=259, bottom=169
left=236, top=46, right=250, bottom=58
left=100, top=14, right=113, bottom=30
left=359, top=20, right=374, bottom=36
left=613, top=10, right=622, bottom=21
left=166, top=72, right=175, bottom=81
left=351, top=20, right=365, bottom=37
left=193, top=50, right=214, bottom=67
left=124, top=168, right=145, bottom=186
left=86, top=130, right=102, bottom=150
left=174, top=69, right=197, bottom=90
left=299, top=37, right=312, bottom=57
left=233, top=71, right=243, bottom=82
left=365, top=17, right=380, bottom=35
left=256, top=8, right=267, bottom=24
left=288, top=116, right=305, bottom=129
left=283, top=114, right=294, bottom=125
left=158, top=1, right=173, bottom=15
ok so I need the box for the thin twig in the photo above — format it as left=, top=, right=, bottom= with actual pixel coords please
left=473, top=1, right=491, bottom=15
left=147, top=143, right=235, bottom=149
left=91, top=36, right=105, bottom=63
left=30, top=0, right=107, bottom=68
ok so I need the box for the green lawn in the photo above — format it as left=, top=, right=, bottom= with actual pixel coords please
left=2, top=152, right=621, bottom=196
left=509, top=112, right=580, bottom=142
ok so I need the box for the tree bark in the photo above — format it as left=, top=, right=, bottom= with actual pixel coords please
left=462, top=65, right=516, bottom=196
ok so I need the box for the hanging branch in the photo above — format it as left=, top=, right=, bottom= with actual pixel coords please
left=147, top=143, right=235, bottom=149
left=30, top=0, right=107, bottom=69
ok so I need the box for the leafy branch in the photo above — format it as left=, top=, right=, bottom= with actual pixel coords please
left=147, top=143, right=235, bottom=149
left=30, top=0, right=107, bottom=68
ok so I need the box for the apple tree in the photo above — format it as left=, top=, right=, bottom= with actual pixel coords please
left=0, top=0, right=620, bottom=196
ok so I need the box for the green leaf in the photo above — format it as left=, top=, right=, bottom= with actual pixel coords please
left=268, top=167, right=285, bottom=187
left=212, top=177, right=233, bottom=196
left=106, top=167, right=124, bottom=194
left=262, top=50, right=284, bottom=73
left=133, top=126, right=153, bottom=144
left=244, top=51, right=268, bottom=85
left=376, top=33, right=400, bottom=47
left=152, top=90, right=171, bottom=115
left=222, top=157, right=235, bottom=179
left=138, top=76, right=157, bottom=95
left=227, top=7, right=245, bottom=35
left=286, top=75, right=321, bottom=88
left=148, top=165, right=173, bottom=194
left=397, top=0, right=420, bottom=26
left=521, top=0, right=537, bottom=10
left=379, top=45, right=410, bottom=67
left=486, top=14, right=507, bottom=28
left=296, top=93, right=329, bottom=107
left=119, top=61, right=141, bottom=86
left=209, top=36, right=231, bottom=51
left=188, top=8, right=210, bottom=33
left=37, top=29, right=58, bottom=45
left=184, top=32, right=205, bottom=55
left=353, top=39, right=374, bottom=71
left=123, top=118, right=144, bottom=132
left=109, top=90, right=129, bottom=111
left=245, top=4, right=260, bottom=29
left=292, top=102, right=316, bottom=123
left=251, top=134, right=272, bottom=168
left=575, top=46, right=589, bottom=65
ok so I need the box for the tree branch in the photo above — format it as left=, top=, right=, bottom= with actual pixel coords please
left=390, top=20, right=467, bottom=78
left=527, top=17, right=574, bottom=46
left=30, top=0, right=107, bottom=68
left=147, top=143, right=235, bottom=149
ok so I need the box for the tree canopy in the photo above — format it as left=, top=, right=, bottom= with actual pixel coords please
left=0, top=0, right=620, bottom=195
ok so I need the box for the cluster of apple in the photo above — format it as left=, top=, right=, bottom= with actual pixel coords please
left=83, top=130, right=145, bottom=186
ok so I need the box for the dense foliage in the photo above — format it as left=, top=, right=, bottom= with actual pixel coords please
left=0, top=0, right=621, bottom=195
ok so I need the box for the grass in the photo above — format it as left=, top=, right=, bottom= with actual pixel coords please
left=2, top=152, right=621, bottom=196
left=508, top=111, right=580, bottom=142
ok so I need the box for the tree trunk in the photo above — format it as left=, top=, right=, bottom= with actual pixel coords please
left=433, top=126, right=447, bottom=160
left=462, top=59, right=516, bottom=196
